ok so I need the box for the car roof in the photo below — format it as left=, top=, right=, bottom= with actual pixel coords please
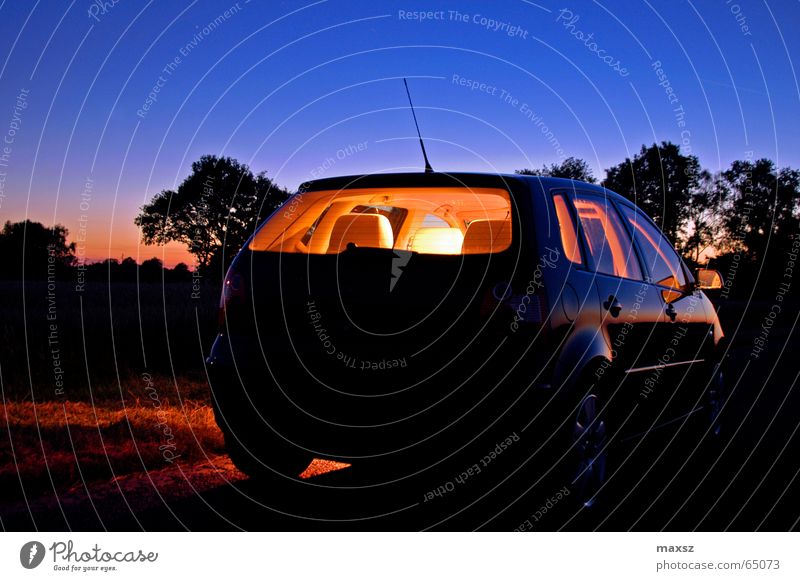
left=514, top=175, right=628, bottom=202
left=298, top=172, right=628, bottom=204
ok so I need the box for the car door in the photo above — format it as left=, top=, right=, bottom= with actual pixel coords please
left=617, top=203, right=712, bottom=401
left=569, top=191, right=665, bottom=379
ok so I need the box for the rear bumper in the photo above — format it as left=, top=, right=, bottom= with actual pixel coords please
left=206, top=330, right=559, bottom=459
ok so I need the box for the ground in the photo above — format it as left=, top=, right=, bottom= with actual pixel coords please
left=1, top=298, right=798, bottom=531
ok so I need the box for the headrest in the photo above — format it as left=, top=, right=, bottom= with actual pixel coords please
left=461, top=219, right=512, bottom=254
left=327, top=213, right=394, bottom=253
left=409, top=228, right=464, bottom=255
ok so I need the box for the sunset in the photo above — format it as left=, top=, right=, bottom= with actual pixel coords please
left=1, top=1, right=799, bottom=577
left=1, top=2, right=798, bottom=266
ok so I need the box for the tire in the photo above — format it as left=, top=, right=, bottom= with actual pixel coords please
left=208, top=362, right=313, bottom=479
left=223, top=428, right=312, bottom=479
left=706, top=359, right=726, bottom=437
left=565, top=391, right=608, bottom=508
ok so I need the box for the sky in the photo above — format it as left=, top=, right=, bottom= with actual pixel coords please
left=0, top=0, right=798, bottom=266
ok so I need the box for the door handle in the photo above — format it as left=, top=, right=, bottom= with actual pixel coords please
left=665, top=303, right=677, bottom=322
left=603, top=295, right=622, bottom=318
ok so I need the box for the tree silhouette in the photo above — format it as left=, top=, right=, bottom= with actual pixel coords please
left=167, top=262, right=191, bottom=283
left=134, top=155, right=291, bottom=274
left=139, top=257, right=164, bottom=283
left=121, top=150, right=798, bottom=290
left=516, top=157, right=596, bottom=183
left=0, top=220, right=75, bottom=280
left=604, top=142, right=701, bottom=242
left=719, top=159, right=800, bottom=263
left=680, top=170, right=727, bottom=264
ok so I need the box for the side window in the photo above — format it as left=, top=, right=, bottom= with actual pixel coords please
left=573, top=194, right=642, bottom=280
left=553, top=193, right=583, bottom=265
left=620, top=205, right=687, bottom=289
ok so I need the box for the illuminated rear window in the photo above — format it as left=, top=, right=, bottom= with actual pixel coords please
left=250, top=187, right=513, bottom=255
left=553, top=193, right=582, bottom=265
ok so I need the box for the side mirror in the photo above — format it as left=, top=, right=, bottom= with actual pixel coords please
left=696, top=268, right=724, bottom=290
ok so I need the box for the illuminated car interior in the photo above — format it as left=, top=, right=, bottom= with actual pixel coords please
left=250, top=187, right=513, bottom=255
left=623, top=211, right=686, bottom=289
left=553, top=193, right=583, bottom=265
left=573, top=197, right=642, bottom=280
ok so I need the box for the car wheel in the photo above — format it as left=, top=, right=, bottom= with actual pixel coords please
left=224, top=429, right=312, bottom=480
left=568, top=392, right=608, bottom=508
left=707, top=361, right=726, bottom=437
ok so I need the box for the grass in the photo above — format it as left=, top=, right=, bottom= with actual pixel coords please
left=0, top=274, right=794, bottom=505
left=0, top=376, right=224, bottom=502
left=0, top=280, right=226, bottom=501
left=0, top=281, right=219, bottom=400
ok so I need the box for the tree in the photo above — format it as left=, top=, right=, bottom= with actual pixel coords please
left=117, top=257, right=138, bottom=282
left=680, top=170, right=727, bottom=264
left=168, top=262, right=191, bottom=283
left=516, top=157, right=596, bottom=183
left=719, top=158, right=800, bottom=262
left=603, top=142, right=701, bottom=242
left=134, top=155, right=291, bottom=274
left=0, top=220, right=75, bottom=280
left=139, top=257, right=164, bottom=283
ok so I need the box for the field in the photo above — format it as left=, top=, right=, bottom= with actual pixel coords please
left=0, top=278, right=798, bottom=530
left=0, top=281, right=227, bottom=513
left=0, top=281, right=219, bottom=399
left=0, top=395, right=224, bottom=497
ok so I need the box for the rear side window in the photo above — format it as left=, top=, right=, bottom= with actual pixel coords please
left=553, top=193, right=583, bottom=265
left=249, top=187, right=513, bottom=255
left=573, top=194, right=642, bottom=280
left=619, top=205, right=687, bottom=289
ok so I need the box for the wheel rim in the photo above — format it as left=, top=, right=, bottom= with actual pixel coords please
left=708, top=364, right=724, bottom=436
left=571, top=394, right=607, bottom=507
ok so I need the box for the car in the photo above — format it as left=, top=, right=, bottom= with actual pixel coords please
left=206, top=171, right=726, bottom=506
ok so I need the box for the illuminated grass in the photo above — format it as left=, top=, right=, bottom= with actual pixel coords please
left=298, top=458, right=352, bottom=479
left=0, top=383, right=224, bottom=500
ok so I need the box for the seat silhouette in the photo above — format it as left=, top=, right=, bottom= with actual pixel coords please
left=461, top=219, right=511, bottom=254
left=327, top=213, right=394, bottom=253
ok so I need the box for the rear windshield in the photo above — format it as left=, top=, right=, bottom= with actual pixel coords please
left=249, top=187, right=513, bottom=255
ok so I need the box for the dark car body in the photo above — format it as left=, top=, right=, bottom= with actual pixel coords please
left=207, top=172, right=725, bottom=491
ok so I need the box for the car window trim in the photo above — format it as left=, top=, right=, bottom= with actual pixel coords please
left=561, top=188, right=647, bottom=283
left=614, top=199, right=695, bottom=293
left=549, top=189, right=590, bottom=270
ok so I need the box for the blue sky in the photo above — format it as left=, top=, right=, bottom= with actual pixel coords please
left=0, top=0, right=798, bottom=264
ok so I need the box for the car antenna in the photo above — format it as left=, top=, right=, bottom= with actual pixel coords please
left=403, top=78, right=434, bottom=173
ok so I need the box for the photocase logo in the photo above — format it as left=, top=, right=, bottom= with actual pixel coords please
left=20, top=541, right=46, bottom=569
left=390, top=250, right=412, bottom=291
